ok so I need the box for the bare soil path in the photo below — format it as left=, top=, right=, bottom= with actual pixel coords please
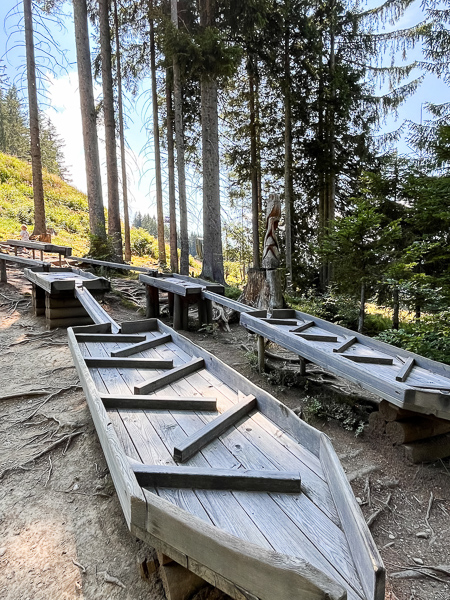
left=0, top=268, right=449, bottom=600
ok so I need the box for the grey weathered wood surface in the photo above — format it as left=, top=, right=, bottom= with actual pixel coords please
left=131, top=463, right=302, bottom=492
left=6, top=239, right=72, bottom=255
left=201, top=290, right=254, bottom=313
left=75, top=333, right=146, bottom=343
left=134, top=358, right=205, bottom=395
left=68, top=318, right=382, bottom=600
left=111, top=334, right=172, bottom=357
left=172, top=273, right=225, bottom=295
left=24, top=267, right=109, bottom=293
left=396, top=357, right=415, bottom=382
left=69, top=255, right=158, bottom=273
left=140, top=274, right=203, bottom=296
left=84, top=357, right=173, bottom=369
left=333, top=336, right=357, bottom=353
left=74, top=286, right=119, bottom=333
left=100, top=394, right=217, bottom=411
left=173, top=395, right=257, bottom=462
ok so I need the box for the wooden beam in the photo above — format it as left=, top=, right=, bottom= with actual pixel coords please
left=257, top=335, right=265, bottom=374
left=131, top=463, right=301, bottom=492
left=75, top=333, right=147, bottom=343
left=296, top=334, right=338, bottom=342
left=134, top=358, right=205, bottom=395
left=120, top=319, right=158, bottom=333
left=85, top=357, right=173, bottom=369
left=111, top=334, right=172, bottom=357
left=69, top=255, right=156, bottom=273
left=333, top=337, right=357, bottom=353
left=271, top=309, right=296, bottom=319
left=395, top=357, right=415, bottom=382
left=341, top=355, right=393, bottom=365
left=173, top=395, right=257, bottom=463
left=100, top=395, right=217, bottom=411
left=261, top=318, right=298, bottom=326
left=289, top=321, right=314, bottom=333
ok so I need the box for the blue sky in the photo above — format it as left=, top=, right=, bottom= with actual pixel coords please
left=0, top=0, right=448, bottom=222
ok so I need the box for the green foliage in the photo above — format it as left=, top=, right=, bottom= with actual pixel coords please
left=287, top=288, right=360, bottom=330
left=376, top=312, right=450, bottom=364
left=225, top=285, right=242, bottom=300
left=302, top=395, right=367, bottom=436
left=129, top=227, right=158, bottom=258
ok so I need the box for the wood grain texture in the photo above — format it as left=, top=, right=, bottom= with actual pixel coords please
left=131, top=463, right=301, bottom=492
left=201, top=290, right=254, bottom=313
left=297, top=334, right=338, bottom=343
left=132, top=490, right=346, bottom=600
left=320, top=436, right=385, bottom=600
left=69, top=255, right=156, bottom=273
left=333, top=337, right=357, bottom=353
left=84, top=357, right=173, bottom=369
left=100, top=394, right=217, bottom=411
left=140, top=274, right=203, bottom=296
left=174, top=396, right=257, bottom=462
left=342, top=355, right=393, bottom=365
left=395, top=358, right=415, bottom=382
left=120, top=319, right=158, bottom=333
left=289, top=321, right=315, bottom=333
left=75, top=333, right=146, bottom=343
left=134, top=358, right=205, bottom=395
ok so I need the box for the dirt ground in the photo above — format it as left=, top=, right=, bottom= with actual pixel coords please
left=0, top=266, right=449, bottom=600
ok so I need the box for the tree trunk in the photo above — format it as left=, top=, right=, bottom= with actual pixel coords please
left=200, top=0, right=224, bottom=284
left=150, top=17, right=166, bottom=267
left=284, top=22, right=293, bottom=292
left=392, top=286, right=399, bottom=330
left=248, top=56, right=260, bottom=269
left=358, top=281, right=365, bottom=333
left=73, top=0, right=106, bottom=243
left=166, top=71, right=178, bottom=273
left=113, top=0, right=131, bottom=261
left=171, top=0, right=189, bottom=275
left=24, top=0, right=46, bottom=235
left=99, top=0, right=123, bottom=261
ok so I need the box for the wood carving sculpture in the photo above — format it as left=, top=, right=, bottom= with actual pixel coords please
left=262, top=193, right=281, bottom=270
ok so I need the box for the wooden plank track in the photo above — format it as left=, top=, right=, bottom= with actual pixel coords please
left=111, top=334, right=172, bottom=358
left=134, top=358, right=205, bottom=395
left=131, top=463, right=302, bottom=493
left=290, top=321, right=314, bottom=333
left=396, top=357, right=415, bottom=382
left=342, top=355, right=393, bottom=365
left=174, top=395, right=257, bottom=462
left=74, top=285, right=120, bottom=333
left=100, top=394, right=217, bottom=411
left=333, top=337, right=357, bottom=353
left=75, top=333, right=147, bottom=343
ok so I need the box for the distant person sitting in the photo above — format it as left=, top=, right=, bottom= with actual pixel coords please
left=20, top=224, right=30, bottom=242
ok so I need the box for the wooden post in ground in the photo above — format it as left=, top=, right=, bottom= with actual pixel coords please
left=32, top=283, right=45, bottom=316
left=168, top=291, right=174, bottom=316
left=0, top=260, right=7, bottom=283
left=257, top=335, right=265, bottom=373
left=145, top=284, right=160, bottom=318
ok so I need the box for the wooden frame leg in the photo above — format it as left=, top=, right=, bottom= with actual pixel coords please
left=173, top=295, right=182, bottom=330
left=181, top=297, right=189, bottom=330
left=205, top=299, right=213, bottom=324
left=0, top=260, right=7, bottom=283
left=257, top=335, right=265, bottom=373
left=298, top=357, right=306, bottom=376
left=145, top=285, right=160, bottom=318
left=168, top=292, right=174, bottom=316
left=197, top=299, right=207, bottom=326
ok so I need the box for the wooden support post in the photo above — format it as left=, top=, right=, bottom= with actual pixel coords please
left=145, top=285, right=160, bottom=319
left=0, top=260, right=7, bottom=283
left=32, top=284, right=45, bottom=316
left=205, top=298, right=213, bottom=324
left=173, top=294, right=182, bottom=330
left=298, top=356, right=306, bottom=376
left=181, top=297, right=189, bottom=330
left=168, top=292, right=174, bottom=316
left=197, top=298, right=207, bottom=326
left=257, top=335, right=265, bottom=374
left=159, top=561, right=207, bottom=600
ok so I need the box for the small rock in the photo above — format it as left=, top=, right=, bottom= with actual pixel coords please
left=356, top=497, right=362, bottom=505
left=73, top=484, right=79, bottom=491
left=0, top=548, right=6, bottom=557
left=416, top=531, right=430, bottom=539
left=388, top=534, right=396, bottom=540
left=413, top=558, right=424, bottom=565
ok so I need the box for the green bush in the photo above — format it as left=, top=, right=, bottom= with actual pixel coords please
left=376, top=312, right=450, bottom=364
left=287, top=287, right=359, bottom=330
left=130, top=228, right=158, bottom=258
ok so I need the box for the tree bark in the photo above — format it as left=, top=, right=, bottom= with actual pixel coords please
left=113, top=0, right=131, bottom=261
left=24, top=0, right=46, bottom=235
left=171, top=0, right=189, bottom=274
left=284, top=20, right=293, bottom=292
left=73, top=0, right=106, bottom=242
left=166, top=70, right=178, bottom=273
left=200, top=0, right=224, bottom=284
left=99, top=0, right=123, bottom=261
left=248, top=56, right=260, bottom=269
left=150, top=17, right=166, bottom=267
left=358, top=281, right=365, bottom=333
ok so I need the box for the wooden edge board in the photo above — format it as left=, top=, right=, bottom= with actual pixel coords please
left=66, top=328, right=145, bottom=526
left=121, top=318, right=158, bottom=333
left=174, top=395, right=257, bottom=463
left=140, top=273, right=202, bottom=295
left=68, top=255, right=156, bottom=273
left=395, top=357, right=415, bottom=382
left=134, top=357, right=205, bottom=395
left=75, top=333, right=147, bottom=343
left=132, top=491, right=346, bottom=600
left=333, top=337, right=357, bottom=353
left=173, top=273, right=225, bottom=294
left=201, top=290, right=255, bottom=313
left=130, top=462, right=301, bottom=493
left=297, top=334, right=338, bottom=342
left=155, top=320, right=324, bottom=457
left=71, top=322, right=112, bottom=334
left=320, top=436, right=385, bottom=600
left=341, top=355, right=393, bottom=365
left=0, top=252, right=50, bottom=267
left=271, top=309, right=297, bottom=319
left=260, top=318, right=300, bottom=326
left=85, top=357, right=174, bottom=369
left=289, top=321, right=315, bottom=333
left=100, top=395, right=217, bottom=411
left=111, top=333, right=172, bottom=357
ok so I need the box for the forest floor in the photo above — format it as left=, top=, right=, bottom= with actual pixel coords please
left=0, top=266, right=449, bottom=600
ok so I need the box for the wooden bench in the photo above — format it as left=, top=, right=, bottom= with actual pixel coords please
left=0, top=252, right=51, bottom=283
left=6, top=240, right=72, bottom=264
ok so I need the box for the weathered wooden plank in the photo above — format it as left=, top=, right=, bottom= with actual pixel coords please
left=134, top=358, right=205, bottom=395
left=297, top=334, right=338, bottom=343
left=100, top=394, right=217, bottom=411
left=289, top=321, right=315, bottom=333
left=74, top=285, right=120, bottom=332
left=75, top=333, right=146, bottom=343
left=395, top=357, right=415, bottom=382
left=121, top=319, right=158, bottom=333
left=85, top=357, right=173, bottom=369
left=320, top=436, right=385, bottom=600
left=271, top=309, right=296, bottom=319
left=333, top=337, right=357, bottom=353
left=341, top=355, right=393, bottom=365
left=111, top=334, right=172, bottom=357
left=72, top=322, right=112, bottom=334
left=131, top=463, right=301, bottom=492
left=47, top=316, right=93, bottom=329
left=140, top=274, right=202, bottom=296
left=386, top=416, right=450, bottom=444
left=69, top=255, right=156, bottom=273
left=403, top=433, right=450, bottom=463
left=201, top=290, right=254, bottom=314
left=46, top=306, right=89, bottom=319
left=173, top=273, right=225, bottom=295
left=173, top=395, right=257, bottom=462
left=261, top=318, right=299, bottom=326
